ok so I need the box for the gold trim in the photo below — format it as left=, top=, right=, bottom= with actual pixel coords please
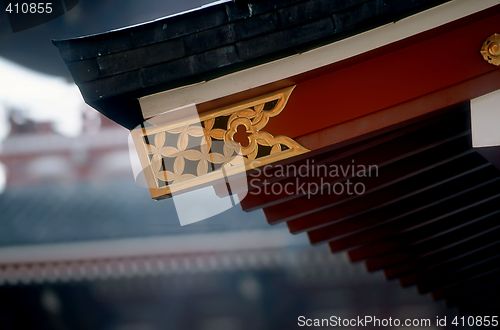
left=132, top=86, right=309, bottom=199
left=480, top=33, right=500, bottom=66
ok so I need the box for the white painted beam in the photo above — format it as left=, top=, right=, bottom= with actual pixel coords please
left=471, top=89, right=500, bottom=148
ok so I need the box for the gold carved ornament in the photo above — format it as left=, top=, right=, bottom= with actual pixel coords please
left=132, top=86, right=309, bottom=199
left=480, top=33, right=500, bottom=66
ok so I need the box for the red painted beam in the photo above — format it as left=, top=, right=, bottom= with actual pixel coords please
left=262, top=6, right=500, bottom=141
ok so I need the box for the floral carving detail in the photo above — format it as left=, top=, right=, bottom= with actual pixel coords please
left=133, top=86, right=309, bottom=197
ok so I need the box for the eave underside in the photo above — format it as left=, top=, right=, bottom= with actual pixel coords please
left=242, top=104, right=500, bottom=313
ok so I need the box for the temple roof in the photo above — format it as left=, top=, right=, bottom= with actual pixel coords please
left=0, top=179, right=268, bottom=247
left=53, top=0, right=449, bottom=129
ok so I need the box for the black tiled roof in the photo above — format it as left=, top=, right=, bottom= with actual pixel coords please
left=54, top=0, right=449, bottom=129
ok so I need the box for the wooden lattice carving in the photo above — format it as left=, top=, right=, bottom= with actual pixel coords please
left=132, top=86, right=309, bottom=199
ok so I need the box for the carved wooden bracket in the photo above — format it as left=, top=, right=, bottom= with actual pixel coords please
left=132, top=86, right=309, bottom=199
